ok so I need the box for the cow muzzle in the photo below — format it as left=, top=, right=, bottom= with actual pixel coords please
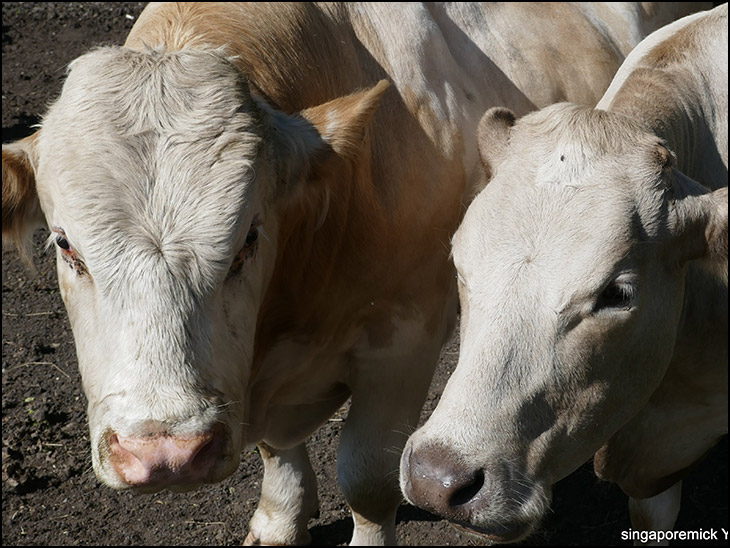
left=400, top=441, right=547, bottom=543
left=102, top=421, right=233, bottom=492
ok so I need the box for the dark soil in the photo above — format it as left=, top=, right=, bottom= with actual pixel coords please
left=2, top=3, right=727, bottom=546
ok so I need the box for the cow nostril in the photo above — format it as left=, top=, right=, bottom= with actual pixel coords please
left=190, top=426, right=225, bottom=468
left=404, top=442, right=489, bottom=520
left=107, top=424, right=228, bottom=487
left=449, top=468, right=485, bottom=507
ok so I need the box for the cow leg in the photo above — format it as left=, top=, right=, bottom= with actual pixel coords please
left=337, top=380, right=429, bottom=546
left=244, top=442, right=319, bottom=546
left=338, top=321, right=449, bottom=545
left=628, top=481, right=682, bottom=546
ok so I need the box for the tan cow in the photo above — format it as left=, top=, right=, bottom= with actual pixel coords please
left=401, top=4, right=727, bottom=545
left=1, top=2, right=709, bottom=545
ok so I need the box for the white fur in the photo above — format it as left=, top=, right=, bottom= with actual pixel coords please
left=37, top=47, right=275, bottom=487
left=403, top=4, right=727, bottom=542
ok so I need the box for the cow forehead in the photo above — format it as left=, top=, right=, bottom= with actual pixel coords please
left=49, top=46, right=260, bottom=137
left=454, top=189, right=634, bottom=313
left=455, top=107, right=669, bottom=285
left=39, top=46, right=265, bottom=203
left=506, top=104, right=666, bottom=187
left=455, top=176, right=635, bottom=268
left=37, top=47, right=266, bottom=289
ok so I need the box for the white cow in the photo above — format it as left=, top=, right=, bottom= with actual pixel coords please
left=401, top=4, right=727, bottom=545
left=1, top=2, right=709, bottom=545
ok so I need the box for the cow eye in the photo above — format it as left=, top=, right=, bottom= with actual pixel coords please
left=55, top=234, right=71, bottom=251
left=593, top=280, right=636, bottom=313
left=245, top=225, right=259, bottom=248
left=51, top=229, right=88, bottom=276
left=228, top=223, right=261, bottom=278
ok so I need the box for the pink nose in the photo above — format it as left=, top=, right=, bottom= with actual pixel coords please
left=108, top=424, right=226, bottom=488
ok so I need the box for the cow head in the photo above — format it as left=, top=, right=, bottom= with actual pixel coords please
left=2, top=46, right=387, bottom=492
left=400, top=104, right=727, bottom=541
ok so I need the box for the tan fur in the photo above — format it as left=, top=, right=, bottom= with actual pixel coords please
left=124, top=5, right=468, bottom=362
left=125, top=3, right=367, bottom=111
left=601, top=4, right=728, bottom=189
left=2, top=3, right=714, bottom=545
left=1, top=133, right=44, bottom=266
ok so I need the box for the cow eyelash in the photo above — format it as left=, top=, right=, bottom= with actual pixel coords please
left=228, top=221, right=263, bottom=278
left=593, top=279, right=637, bottom=313
left=48, top=228, right=88, bottom=276
left=244, top=224, right=259, bottom=248
left=46, top=228, right=72, bottom=253
left=55, top=233, right=71, bottom=251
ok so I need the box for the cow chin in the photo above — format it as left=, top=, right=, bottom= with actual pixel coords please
left=448, top=518, right=538, bottom=546
left=95, top=461, right=241, bottom=494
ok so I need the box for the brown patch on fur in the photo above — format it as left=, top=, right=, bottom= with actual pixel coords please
left=642, top=19, right=699, bottom=69
left=2, top=132, right=45, bottom=266
left=61, top=252, right=88, bottom=277
left=253, top=104, right=463, bottom=371
left=125, top=3, right=372, bottom=112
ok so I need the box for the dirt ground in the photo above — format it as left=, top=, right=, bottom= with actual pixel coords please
left=2, top=3, right=727, bottom=546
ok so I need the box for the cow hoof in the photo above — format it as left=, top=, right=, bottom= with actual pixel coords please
left=242, top=531, right=262, bottom=546
left=243, top=530, right=312, bottom=546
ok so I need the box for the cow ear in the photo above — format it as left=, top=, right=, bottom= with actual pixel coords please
left=669, top=170, right=727, bottom=282
left=301, top=79, right=389, bottom=161
left=2, top=132, right=46, bottom=267
left=266, top=80, right=389, bottom=193
left=477, top=107, right=516, bottom=182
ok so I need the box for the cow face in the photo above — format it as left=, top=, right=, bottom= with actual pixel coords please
left=401, top=104, right=727, bottom=541
left=2, top=46, right=386, bottom=492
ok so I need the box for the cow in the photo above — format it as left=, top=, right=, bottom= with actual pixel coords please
left=401, top=3, right=727, bottom=545
left=1, top=2, right=710, bottom=545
